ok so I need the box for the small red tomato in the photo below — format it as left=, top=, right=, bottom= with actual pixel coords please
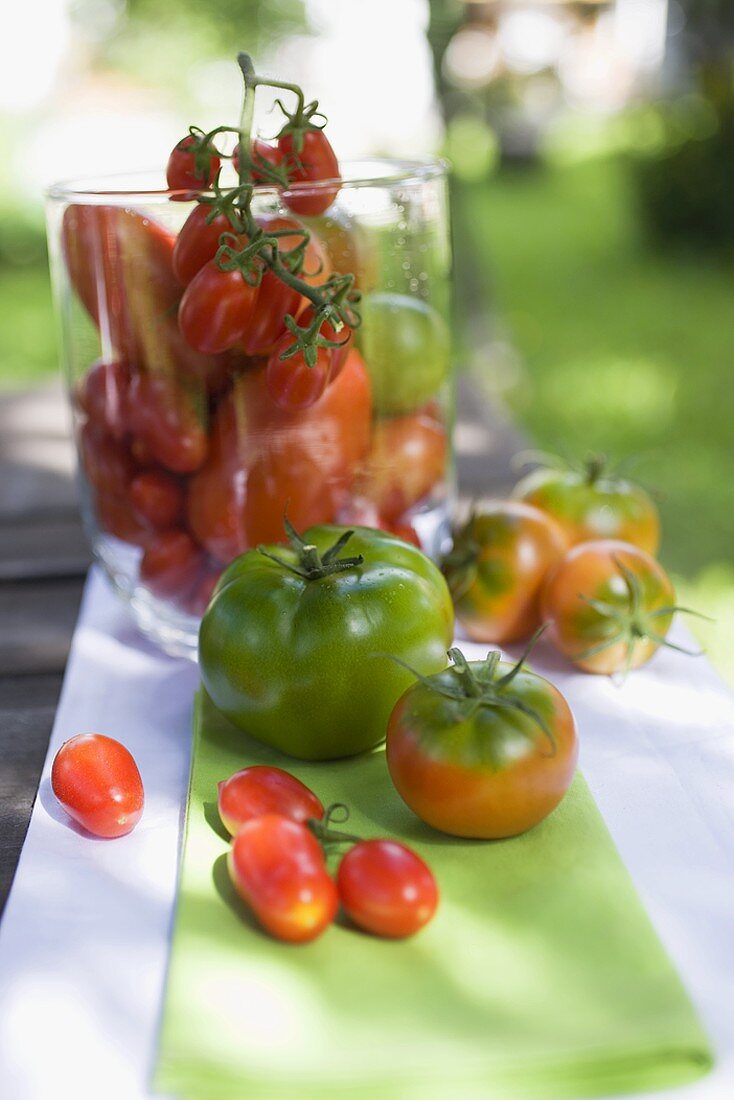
left=240, top=269, right=303, bottom=358
left=172, top=204, right=235, bottom=286
left=76, top=359, right=131, bottom=441
left=129, top=470, right=184, bottom=529
left=166, top=134, right=220, bottom=197
left=183, top=564, right=222, bottom=618
left=179, top=260, right=259, bottom=354
left=227, top=814, right=338, bottom=943
left=79, top=422, right=134, bottom=496
left=218, top=766, right=324, bottom=837
left=127, top=372, right=208, bottom=475
left=139, top=529, right=204, bottom=603
left=280, top=130, right=340, bottom=216
left=337, top=839, right=438, bottom=938
left=51, top=733, right=144, bottom=838
left=266, top=335, right=332, bottom=411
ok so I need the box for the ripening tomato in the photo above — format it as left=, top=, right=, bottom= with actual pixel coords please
left=541, top=540, right=680, bottom=675
left=337, top=840, right=438, bottom=938
left=75, top=359, right=131, bottom=440
left=280, top=130, right=340, bottom=217
left=387, top=647, right=578, bottom=839
left=513, top=457, right=660, bottom=555
left=442, top=502, right=567, bottom=645
left=127, top=371, right=208, bottom=475
left=227, top=814, right=338, bottom=942
left=172, top=204, right=236, bottom=286
left=357, top=411, right=447, bottom=521
left=358, top=294, right=450, bottom=415
left=178, top=260, right=260, bottom=354
left=129, top=470, right=185, bottom=529
left=218, top=766, right=324, bottom=837
left=51, top=733, right=144, bottom=838
left=166, top=134, right=220, bottom=197
left=139, top=529, right=205, bottom=604
left=187, top=348, right=372, bottom=561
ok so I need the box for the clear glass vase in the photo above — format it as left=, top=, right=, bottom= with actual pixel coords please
left=46, top=159, right=455, bottom=657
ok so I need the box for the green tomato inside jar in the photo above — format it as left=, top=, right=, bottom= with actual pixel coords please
left=358, top=293, right=450, bottom=415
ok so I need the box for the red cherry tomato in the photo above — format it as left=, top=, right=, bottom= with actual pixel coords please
left=61, top=205, right=131, bottom=358
left=280, top=130, right=340, bottom=216
left=172, top=204, right=235, bottom=286
left=75, top=359, right=131, bottom=440
left=94, top=492, right=150, bottom=548
left=139, top=529, right=205, bottom=603
left=187, top=349, right=372, bottom=561
left=79, top=422, right=134, bottom=496
left=127, top=371, right=208, bottom=475
left=218, top=766, right=324, bottom=837
left=233, top=139, right=283, bottom=183
left=166, top=134, right=220, bottom=197
left=179, top=260, right=259, bottom=354
left=130, top=470, right=184, bottom=529
left=337, top=839, right=438, bottom=938
left=227, top=814, right=338, bottom=942
left=51, top=733, right=144, bottom=839
left=265, top=306, right=351, bottom=410
left=266, top=335, right=332, bottom=411
left=240, top=269, right=303, bottom=358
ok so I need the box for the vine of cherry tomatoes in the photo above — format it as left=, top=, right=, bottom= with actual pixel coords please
left=219, top=765, right=439, bottom=943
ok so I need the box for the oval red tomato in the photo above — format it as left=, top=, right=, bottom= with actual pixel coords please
left=129, top=470, right=185, bottom=530
left=227, top=814, right=338, bottom=942
left=139, top=529, right=205, bottom=604
left=218, top=766, right=324, bottom=837
left=172, top=204, right=236, bottom=286
left=280, top=130, right=340, bottom=216
left=178, top=260, right=260, bottom=355
left=337, top=839, right=438, bottom=938
left=166, top=134, right=220, bottom=196
left=51, top=733, right=144, bottom=838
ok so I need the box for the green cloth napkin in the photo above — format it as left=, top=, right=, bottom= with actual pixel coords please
left=154, top=690, right=712, bottom=1100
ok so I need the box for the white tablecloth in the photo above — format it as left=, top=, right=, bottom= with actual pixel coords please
left=1, top=567, right=733, bottom=1099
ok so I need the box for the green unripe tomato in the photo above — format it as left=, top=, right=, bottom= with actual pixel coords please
left=199, top=524, right=454, bottom=761
left=358, top=293, right=450, bottom=414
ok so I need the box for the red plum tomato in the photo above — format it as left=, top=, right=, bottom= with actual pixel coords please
left=51, top=733, right=144, bottom=838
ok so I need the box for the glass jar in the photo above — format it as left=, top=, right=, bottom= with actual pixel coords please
left=46, top=159, right=455, bottom=656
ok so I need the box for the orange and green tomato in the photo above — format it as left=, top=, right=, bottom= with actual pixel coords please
left=513, top=461, right=660, bottom=554
left=386, top=652, right=578, bottom=839
left=442, top=502, right=566, bottom=645
left=541, top=539, right=676, bottom=675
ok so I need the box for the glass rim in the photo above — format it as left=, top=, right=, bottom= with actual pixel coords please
left=46, top=156, right=449, bottom=203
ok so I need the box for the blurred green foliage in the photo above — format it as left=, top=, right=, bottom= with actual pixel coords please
left=630, top=65, right=734, bottom=252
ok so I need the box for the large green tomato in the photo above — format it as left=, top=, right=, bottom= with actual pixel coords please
left=199, top=523, right=454, bottom=761
left=358, top=293, right=450, bottom=414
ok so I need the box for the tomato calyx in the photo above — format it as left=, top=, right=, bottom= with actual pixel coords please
left=574, top=554, right=706, bottom=675
left=279, top=277, right=359, bottom=369
left=258, top=517, right=365, bottom=580
left=273, top=95, right=328, bottom=158
left=392, top=628, right=558, bottom=754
